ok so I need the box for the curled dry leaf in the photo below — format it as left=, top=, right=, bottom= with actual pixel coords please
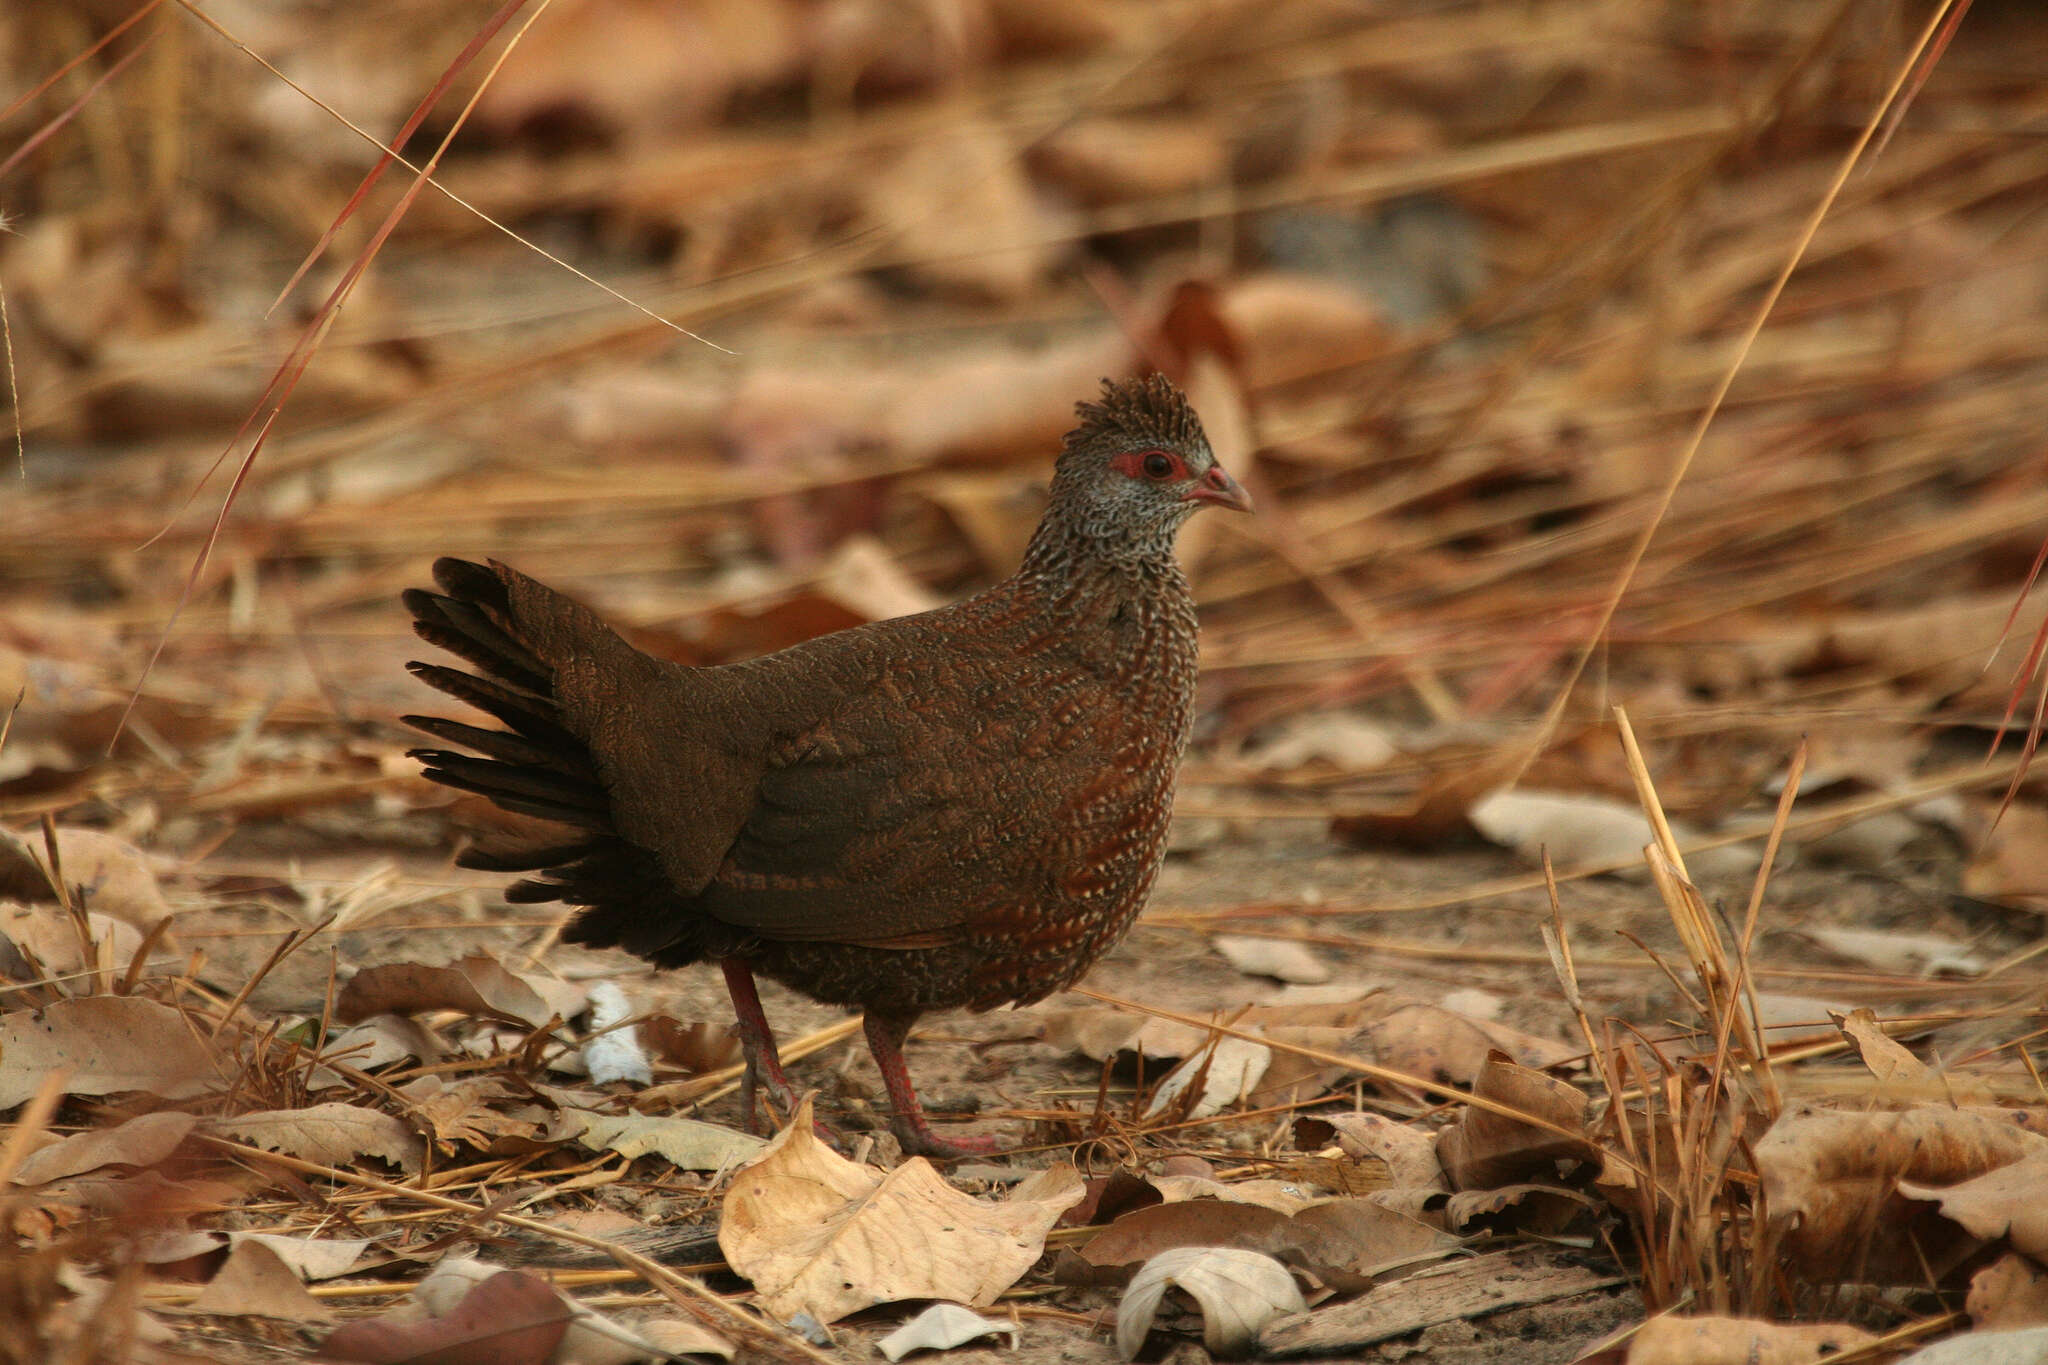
left=1623, top=1315, right=1875, bottom=1364
left=1758, top=1104, right=2048, bottom=1281
left=552, top=1110, right=764, bottom=1171
left=638, top=1014, right=740, bottom=1074
left=718, top=1098, right=1083, bottom=1323
left=1437, top=1052, right=1594, bottom=1190
left=313, top=1266, right=570, bottom=1365
left=1969, top=1254, right=2048, bottom=1330
left=10, top=1110, right=195, bottom=1186
left=210, top=1101, right=426, bottom=1174
left=1115, top=1247, right=1304, bottom=1360
left=0, top=995, right=216, bottom=1108
left=190, top=1239, right=334, bottom=1323
left=877, top=1303, right=1020, bottom=1361
left=335, top=954, right=565, bottom=1028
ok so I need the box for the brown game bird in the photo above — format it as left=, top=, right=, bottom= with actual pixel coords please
left=402, top=375, right=1249, bottom=1158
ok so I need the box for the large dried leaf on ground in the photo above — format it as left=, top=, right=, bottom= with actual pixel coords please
left=1758, top=1104, right=2047, bottom=1281
left=1077, top=1194, right=1454, bottom=1281
left=1901, top=1153, right=2048, bottom=1259
left=0, top=995, right=216, bottom=1107
left=10, top=1111, right=195, bottom=1186
left=314, top=1266, right=570, bottom=1365
left=719, top=1098, right=1083, bottom=1323
left=335, top=955, right=562, bottom=1028
left=416, top=1256, right=733, bottom=1363
left=398, top=1077, right=544, bottom=1154
left=1115, top=1247, right=1304, bottom=1360
left=1970, top=1254, right=2048, bottom=1330
left=553, top=1110, right=763, bottom=1171
left=878, top=1303, right=1019, bottom=1361
left=1260, top=1246, right=1624, bottom=1357
left=210, top=1101, right=425, bottom=1174
left=1624, top=1315, right=1875, bottom=1364
left=190, top=1240, right=333, bottom=1323
left=0, top=825, right=172, bottom=927
left=869, top=118, right=1061, bottom=300
left=1437, top=1052, right=1595, bottom=1189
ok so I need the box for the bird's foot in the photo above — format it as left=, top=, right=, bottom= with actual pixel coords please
left=889, top=1115, right=1004, bottom=1162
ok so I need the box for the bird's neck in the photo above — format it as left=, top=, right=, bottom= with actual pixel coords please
left=1010, top=516, right=1198, bottom=683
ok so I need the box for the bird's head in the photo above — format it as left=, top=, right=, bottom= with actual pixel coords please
left=1047, top=375, right=1253, bottom=553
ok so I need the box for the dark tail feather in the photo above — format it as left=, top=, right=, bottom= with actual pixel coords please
left=405, top=557, right=713, bottom=964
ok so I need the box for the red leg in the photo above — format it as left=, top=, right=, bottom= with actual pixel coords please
left=722, top=958, right=802, bottom=1132
left=864, top=1011, right=1002, bottom=1160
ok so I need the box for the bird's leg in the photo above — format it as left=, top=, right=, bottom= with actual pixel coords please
left=863, top=1010, right=1002, bottom=1160
left=721, top=957, right=803, bottom=1133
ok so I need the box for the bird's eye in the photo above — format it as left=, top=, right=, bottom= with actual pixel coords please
left=1141, top=451, right=1175, bottom=479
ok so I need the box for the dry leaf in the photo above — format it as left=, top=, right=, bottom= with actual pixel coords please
left=553, top=1111, right=764, bottom=1171
left=191, top=1240, right=335, bottom=1323
left=1760, top=1104, right=2047, bottom=1280
left=0, top=825, right=172, bottom=927
left=0, top=904, right=149, bottom=983
left=10, top=1110, right=195, bottom=1185
left=1144, top=1031, right=1273, bottom=1120
left=719, top=1098, right=1083, bottom=1323
left=211, top=1101, right=426, bottom=1174
left=877, top=1303, right=1019, bottom=1361
left=1078, top=1193, right=1452, bottom=1281
left=1804, top=927, right=1986, bottom=977
left=1889, top=1325, right=2048, bottom=1364
left=1212, top=935, right=1330, bottom=984
left=1624, top=1315, right=1876, bottom=1364
left=0, top=995, right=216, bottom=1107
left=1901, top=1153, right=2048, bottom=1260
left=581, top=980, right=651, bottom=1086
left=1239, top=712, right=1396, bottom=773
left=416, top=1256, right=728, bottom=1364
left=1437, top=1053, right=1594, bottom=1190
left=1309, top=1113, right=1447, bottom=1190
left=314, top=1266, right=570, bottom=1365
left=228, top=1232, right=369, bottom=1282
left=336, top=954, right=567, bottom=1028
left=1366, top=999, right=1576, bottom=1084
left=1114, top=1247, right=1304, bottom=1359
left=1970, top=1254, right=2048, bottom=1330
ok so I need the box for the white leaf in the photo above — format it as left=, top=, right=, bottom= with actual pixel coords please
left=1213, top=935, right=1330, bottom=984
left=582, top=981, right=653, bottom=1085
left=1115, top=1247, right=1304, bottom=1359
left=1143, top=1031, right=1272, bottom=1121
left=877, top=1304, right=1019, bottom=1361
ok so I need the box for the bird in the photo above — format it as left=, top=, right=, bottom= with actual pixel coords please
left=401, top=374, right=1251, bottom=1159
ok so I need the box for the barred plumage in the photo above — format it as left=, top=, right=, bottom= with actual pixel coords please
left=402, top=374, right=1250, bottom=1157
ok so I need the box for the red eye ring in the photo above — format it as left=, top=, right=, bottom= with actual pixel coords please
left=1141, top=451, right=1175, bottom=479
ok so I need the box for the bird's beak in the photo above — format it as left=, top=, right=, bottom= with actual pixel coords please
left=1182, top=464, right=1254, bottom=513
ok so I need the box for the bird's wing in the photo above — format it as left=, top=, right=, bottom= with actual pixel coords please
left=685, top=642, right=1121, bottom=947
